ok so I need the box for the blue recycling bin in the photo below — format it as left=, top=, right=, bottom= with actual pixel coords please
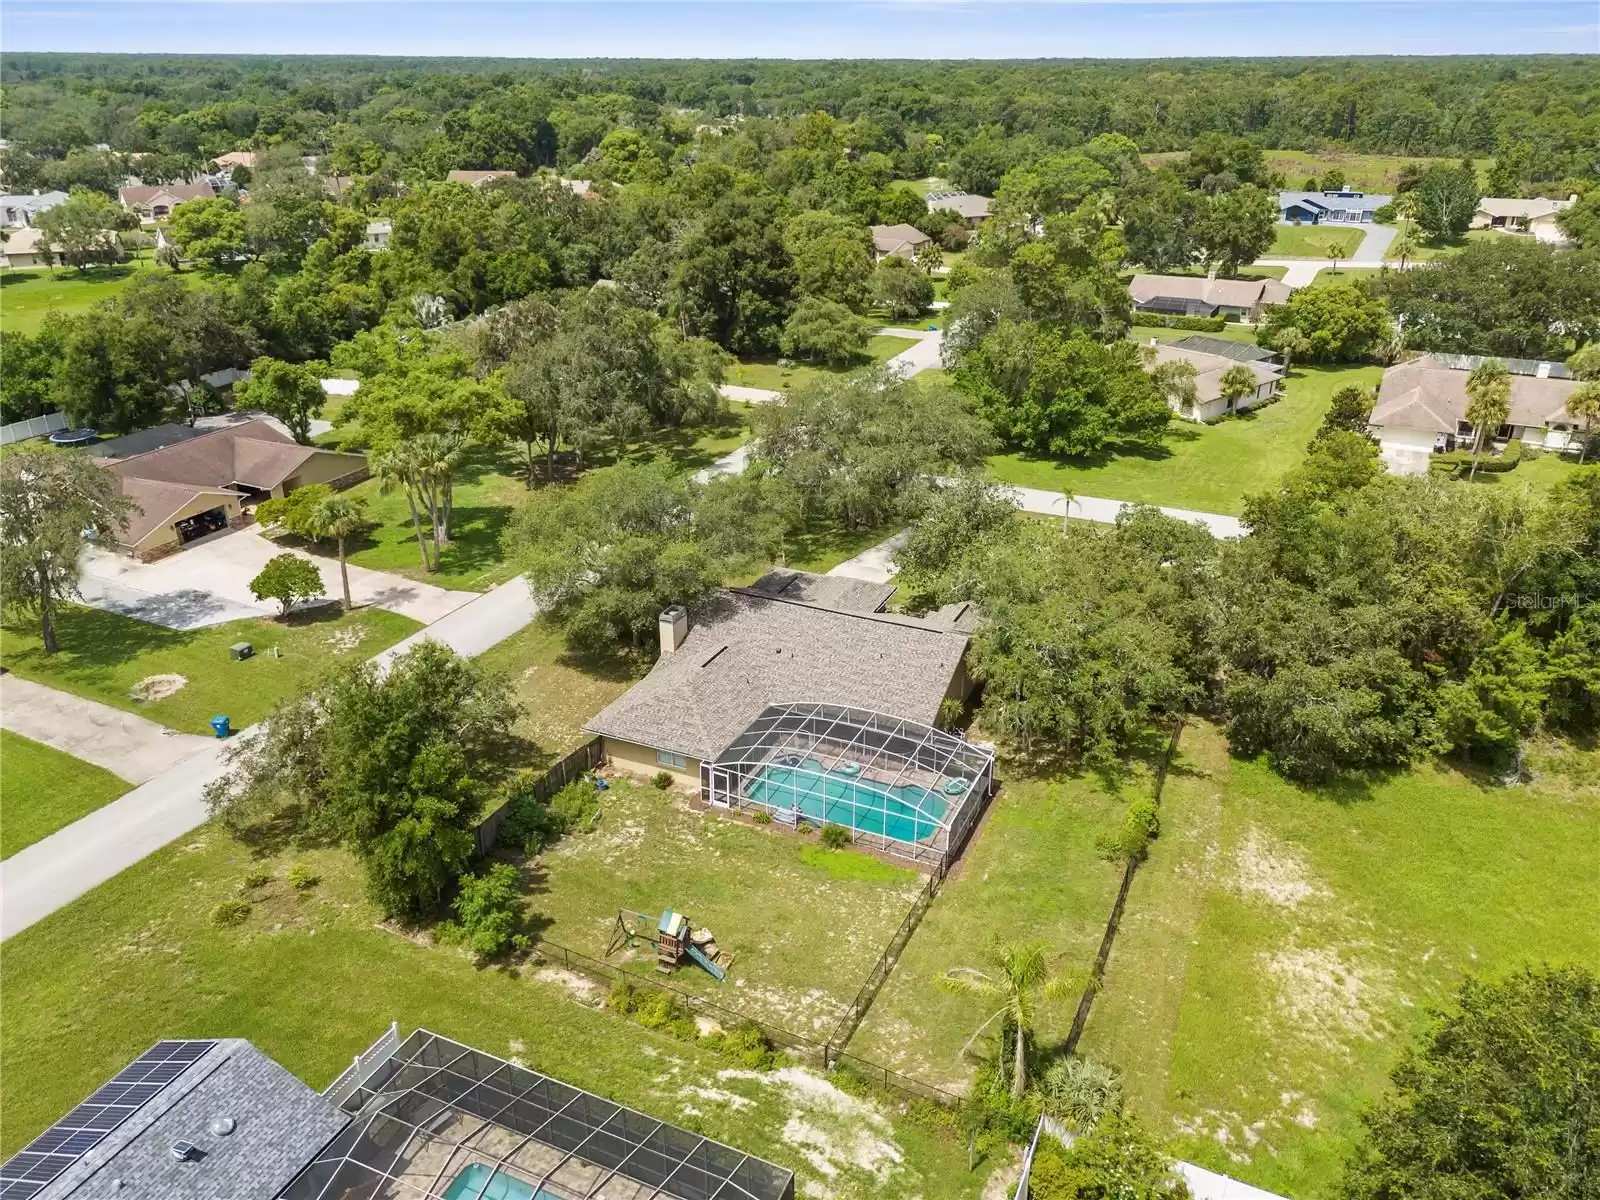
left=210, top=715, right=231, bottom=739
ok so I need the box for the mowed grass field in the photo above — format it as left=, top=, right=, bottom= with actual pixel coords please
left=1077, top=721, right=1600, bottom=1199
left=1385, top=220, right=1501, bottom=261
left=988, top=359, right=1383, bottom=515
left=0, top=730, right=129, bottom=858
left=0, top=604, right=420, bottom=734
left=1136, top=151, right=1476, bottom=194
left=727, top=333, right=919, bottom=392
left=0, top=825, right=981, bottom=1199
left=534, top=779, right=926, bottom=1037
left=1268, top=224, right=1366, bottom=259
left=849, top=767, right=1135, bottom=1090
left=0, top=259, right=167, bottom=335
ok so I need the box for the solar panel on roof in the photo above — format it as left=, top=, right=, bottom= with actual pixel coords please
left=0, top=1040, right=216, bottom=1200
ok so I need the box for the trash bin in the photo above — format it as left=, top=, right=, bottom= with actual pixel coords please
left=210, top=715, right=231, bottom=739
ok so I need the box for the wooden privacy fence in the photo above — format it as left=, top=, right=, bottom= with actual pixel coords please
left=475, top=737, right=606, bottom=854
left=1063, top=718, right=1185, bottom=1055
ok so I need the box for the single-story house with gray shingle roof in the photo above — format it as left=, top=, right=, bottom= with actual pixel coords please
left=925, top=190, right=992, bottom=227
left=746, top=567, right=895, bottom=613
left=1278, top=189, right=1391, bottom=225
left=1129, top=273, right=1292, bottom=322
left=585, top=585, right=975, bottom=788
left=0, top=189, right=67, bottom=229
left=870, top=222, right=932, bottom=261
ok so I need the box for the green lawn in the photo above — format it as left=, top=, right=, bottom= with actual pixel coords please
left=0, top=258, right=173, bottom=335
left=891, top=177, right=953, bottom=198
left=1308, top=266, right=1387, bottom=287
left=987, top=362, right=1383, bottom=515
left=1262, top=150, right=1478, bottom=193
left=1268, top=224, right=1366, bottom=260
left=0, top=731, right=129, bottom=858
left=0, top=604, right=421, bottom=735
left=1385, top=220, right=1500, bottom=261
left=0, top=825, right=983, bottom=1198
left=1132, top=265, right=1289, bottom=283
left=727, top=335, right=919, bottom=393
left=849, top=766, right=1133, bottom=1091
left=536, top=778, right=926, bottom=1037
left=1129, top=323, right=1260, bottom=346
left=1077, top=722, right=1600, bottom=1199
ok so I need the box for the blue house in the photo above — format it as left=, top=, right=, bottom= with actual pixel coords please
left=1277, top=189, right=1392, bottom=225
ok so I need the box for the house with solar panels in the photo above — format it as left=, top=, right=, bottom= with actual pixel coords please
left=2, top=1027, right=795, bottom=1200
left=584, top=570, right=994, bottom=869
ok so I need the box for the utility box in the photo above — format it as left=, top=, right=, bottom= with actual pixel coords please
left=229, top=642, right=254, bottom=661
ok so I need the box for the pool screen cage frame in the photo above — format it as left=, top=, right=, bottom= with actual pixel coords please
left=701, top=701, right=995, bottom=869
left=280, top=1029, right=795, bottom=1200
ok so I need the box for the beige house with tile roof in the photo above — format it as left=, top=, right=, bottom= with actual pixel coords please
left=1130, top=273, right=1293, bottom=322
left=870, top=222, right=932, bottom=262
left=1141, top=341, right=1284, bottom=422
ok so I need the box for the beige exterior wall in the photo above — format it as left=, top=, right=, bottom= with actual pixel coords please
left=128, top=492, right=243, bottom=558
left=279, top=451, right=368, bottom=492
left=601, top=738, right=703, bottom=790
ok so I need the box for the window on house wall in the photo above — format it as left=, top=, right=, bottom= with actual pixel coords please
left=656, top=749, right=687, bottom=770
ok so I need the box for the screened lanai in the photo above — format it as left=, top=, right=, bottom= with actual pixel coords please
left=278, top=1031, right=794, bottom=1200
left=701, top=701, right=994, bottom=868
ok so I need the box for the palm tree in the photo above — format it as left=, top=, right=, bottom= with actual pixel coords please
left=1391, top=230, right=1419, bottom=270
left=1567, top=380, right=1600, bottom=465
left=307, top=493, right=369, bottom=611
left=1218, top=363, right=1259, bottom=414
left=940, top=941, right=1077, bottom=1100
left=1464, top=358, right=1512, bottom=481
left=1272, top=326, right=1311, bottom=376
left=371, top=444, right=434, bottom=572
left=1323, top=243, right=1342, bottom=276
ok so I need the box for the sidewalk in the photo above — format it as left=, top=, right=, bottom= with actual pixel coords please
left=0, top=576, right=541, bottom=941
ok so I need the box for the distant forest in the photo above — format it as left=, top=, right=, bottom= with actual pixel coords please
left=2, top=54, right=1598, bottom=184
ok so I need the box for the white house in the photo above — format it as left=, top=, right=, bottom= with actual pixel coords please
left=1142, top=339, right=1283, bottom=422
left=1370, top=354, right=1586, bottom=476
left=0, top=190, right=68, bottom=228
left=1470, top=196, right=1577, bottom=245
left=363, top=219, right=392, bottom=251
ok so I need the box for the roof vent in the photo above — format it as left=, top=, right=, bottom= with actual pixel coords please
left=171, top=1140, right=199, bottom=1161
left=209, top=1116, right=236, bottom=1136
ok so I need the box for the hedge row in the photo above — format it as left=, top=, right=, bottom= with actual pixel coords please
left=1131, top=312, right=1229, bottom=332
left=1430, top=439, right=1524, bottom=476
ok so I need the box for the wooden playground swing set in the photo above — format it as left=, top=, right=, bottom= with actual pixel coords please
left=606, top=908, right=734, bottom=982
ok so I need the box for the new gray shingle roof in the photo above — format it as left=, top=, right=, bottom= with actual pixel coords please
left=35, top=1041, right=347, bottom=1200
left=585, top=590, right=971, bottom=761
left=747, top=568, right=894, bottom=613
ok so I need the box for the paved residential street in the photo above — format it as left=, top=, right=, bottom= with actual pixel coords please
left=0, top=674, right=213, bottom=784
left=0, top=576, right=541, bottom=941
left=79, top=526, right=471, bottom=630
left=882, top=326, right=944, bottom=377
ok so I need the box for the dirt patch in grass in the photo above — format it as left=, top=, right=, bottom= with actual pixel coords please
left=325, top=626, right=369, bottom=653
left=1264, top=944, right=1393, bottom=1053
left=1229, top=826, right=1328, bottom=910
left=533, top=966, right=606, bottom=1007
left=129, top=673, right=187, bottom=702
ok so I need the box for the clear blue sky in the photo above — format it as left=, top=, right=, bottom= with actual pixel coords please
left=3, top=1, right=1597, bottom=59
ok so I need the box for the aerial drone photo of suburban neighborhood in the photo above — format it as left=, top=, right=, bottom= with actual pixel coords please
left=0, top=5, right=1597, bottom=1200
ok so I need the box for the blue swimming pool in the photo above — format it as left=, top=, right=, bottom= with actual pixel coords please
left=444, top=1163, right=560, bottom=1200
left=745, top=757, right=951, bottom=844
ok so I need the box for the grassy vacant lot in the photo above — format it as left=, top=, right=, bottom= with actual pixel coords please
left=0, top=604, right=420, bottom=734
left=324, top=409, right=754, bottom=591
left=988, top=362, right=1383, bottom=515
left=535, top=779, right=926, bottom=1037
left=0, top=731, right=129, bottom=858
left=1078, top=722, right=1600, bottom=1199
left=1309, top=266, right=1387, bottom=287
left=1263, top=150, right=1474, bottom=193
left=849, top=767, right=1133, bottom=1091
left=0, top=828, right=981, bottom=1199
left=727, top=334, right=919, bottom=392
left=1268, top=224, right=1366, bottom=259
left=0, top=259, right=169, bottom=335
left=1385, top=220, right=1500, bottom=261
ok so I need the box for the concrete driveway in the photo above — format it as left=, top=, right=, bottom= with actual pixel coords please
left=881, top=327, right=944, bottom=378
left=0, top=675, right=212, bottom=784
left=79, top=527, right=471, bottom=630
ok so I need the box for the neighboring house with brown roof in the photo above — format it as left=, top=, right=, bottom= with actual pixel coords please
left=1470, top=195, right=1577, bottom=244
left=585, top=582, right=975, bottom=788
left=445, top=169, right=517, bottom=188
left=96, top=419, right=367, bottom=560
left=1129, top=273, right=1293, bottom=322
left=870, top=222, right=932, bottom=262
left=118, top=181, right=215, bottom=221
left=1140, top=340, right=1284, bottom=422
left=1370, top=354, right=1584, bottom=476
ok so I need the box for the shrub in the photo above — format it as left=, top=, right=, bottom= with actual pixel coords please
left=1095, top=798, right=1161, bottom=863
left=1373, top=202, right=1398, bottom=224
left=549, top=779, right=602, bottom=832
left=819, top=823, right=851, bottom=850
left=609, top=977, right=639, bottom=1015
left=751, top=808, right=773, bottom=824
left=286, top=863, right=320, bottom=891
left=1035, top=1057, right=1124, bottom=1133
left=632, top=987, right=690, bottom=1031
left=722, top=1022, right=781, bottom=1070
left=210, top=899, right=252, bottom=927
left=1430, top=438, right=1525, bottom=477
left=440, top=863, right=523, bottom=958
left=241, top=871, right=271, bottom=889
left=1133, top=312, right=1227, bottom=332
left=651, top=771, right=674, bottom=790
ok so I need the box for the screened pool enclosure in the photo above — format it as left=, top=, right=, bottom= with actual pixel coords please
left=701, top=702, right=994, bottom=867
